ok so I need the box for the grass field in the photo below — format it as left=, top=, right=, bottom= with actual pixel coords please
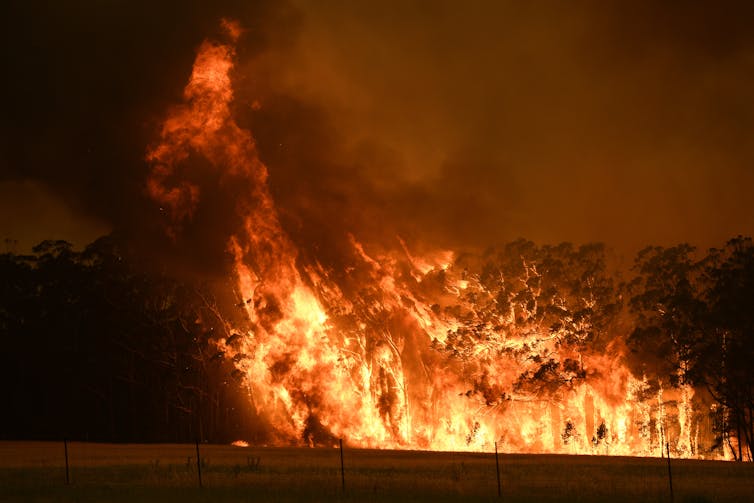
left=0, top=442, right=752, bottom=502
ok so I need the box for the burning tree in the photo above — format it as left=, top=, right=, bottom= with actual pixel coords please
left=6, top=19, right=749, bottom=458
left=138, top=20, right=728, bottom=456
left=698, top=237, right=754, bottom=461
left=435, top=240, right=622, bottom=408
left=628, top=239, right=754, bottom=461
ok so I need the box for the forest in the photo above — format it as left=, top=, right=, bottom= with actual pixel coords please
left=1, top=234, right=752, bottom=461
left=0, top=236, right=255, bottom=444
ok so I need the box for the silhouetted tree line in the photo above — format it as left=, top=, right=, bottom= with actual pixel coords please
left=430, top=237, right=754, bottom=460
left=628, top=236, right=754, bottom=461
left=0, top=235, right=257, bottom=443
left=1, top=234, right=753, bottom=459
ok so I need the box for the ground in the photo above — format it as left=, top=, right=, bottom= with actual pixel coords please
left=0, top=442, right=752, bottom=502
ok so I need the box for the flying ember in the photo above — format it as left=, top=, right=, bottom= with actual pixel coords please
left=146, top=21, right=722, bottom=458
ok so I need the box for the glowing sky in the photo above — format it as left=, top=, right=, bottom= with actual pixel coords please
left=3, top=1, right=753, bottom=259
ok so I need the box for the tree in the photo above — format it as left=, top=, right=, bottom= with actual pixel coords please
left=0, top=234, right=256, bottom=443
left=696, top=237, right=754, bottom=461
left=626, top=244, right=707, bottom=386
left=627, top=239, right=754, bottom=461
left=438, top=240, right=621, bottom=403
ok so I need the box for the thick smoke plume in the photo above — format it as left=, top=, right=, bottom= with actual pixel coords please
left=3, top=1, right=754, bottom=260
left=142, top=20, right=728, bottom=457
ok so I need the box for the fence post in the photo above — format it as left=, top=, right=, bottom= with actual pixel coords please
left=195, top=439, right=203, bottom=488
left=495, top=441, right=501, bottom=498
left=666, top=442, right=674, bottom=503
left=339, top=438, right=345, bottom=493
left=63, top=439, right=70, bottom=485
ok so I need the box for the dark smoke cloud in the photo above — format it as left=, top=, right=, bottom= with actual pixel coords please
left=243, top=0, right=754, bottom=260
left=3, top=1, right=754, bottom=271
left=1, top=0, right=296, bottom=273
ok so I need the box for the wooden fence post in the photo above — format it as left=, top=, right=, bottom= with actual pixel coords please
left=495, top=441, right=501, bottom=498
left=63, top=439, right=70, bottom=485
left=195, top=439, right=203, bottom=488
left=666, top=442, right=674, bottom=503
left=339, top=438, right=345, bottom=493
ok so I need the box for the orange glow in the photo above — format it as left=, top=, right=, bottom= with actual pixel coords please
left=147, top=23, right=726, bottom=459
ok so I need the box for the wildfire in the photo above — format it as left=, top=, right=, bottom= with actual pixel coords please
left=147, top=22, right=724, bottom=459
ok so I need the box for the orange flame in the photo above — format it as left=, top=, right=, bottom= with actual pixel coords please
left=147, top=23, right=725, bottom=459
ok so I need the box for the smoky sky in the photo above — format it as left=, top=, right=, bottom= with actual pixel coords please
left=2, top=0, right=754, bottom=268
left=254, top=0, right=754, bottom=259
left=1, top=0, right=297, bottom=271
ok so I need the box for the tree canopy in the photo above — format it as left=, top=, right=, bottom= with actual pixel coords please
left=1, top=234, right=753, bottom=460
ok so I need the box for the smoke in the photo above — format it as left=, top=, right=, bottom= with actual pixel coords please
left=3, top=0, right=754, bottom=268
left=1, top=0, right=295, bottom=272
left=4, top=1, right=749, bottom=455
left=240, top=0, right=754, bottom=259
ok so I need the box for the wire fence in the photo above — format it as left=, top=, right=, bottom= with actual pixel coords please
left=1, top=440, right=753, bottom=502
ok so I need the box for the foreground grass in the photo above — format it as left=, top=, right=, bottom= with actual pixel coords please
left=0, top=442, right=752, bottom=502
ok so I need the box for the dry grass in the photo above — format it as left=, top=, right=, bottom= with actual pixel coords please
left=0, top=441, right=752, bottom=502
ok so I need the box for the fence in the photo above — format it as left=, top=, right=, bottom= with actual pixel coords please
left=1, top=440, right=751, bottom=502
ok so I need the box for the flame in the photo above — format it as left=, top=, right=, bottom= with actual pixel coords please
left=147, top=23, right=727, bottom=459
